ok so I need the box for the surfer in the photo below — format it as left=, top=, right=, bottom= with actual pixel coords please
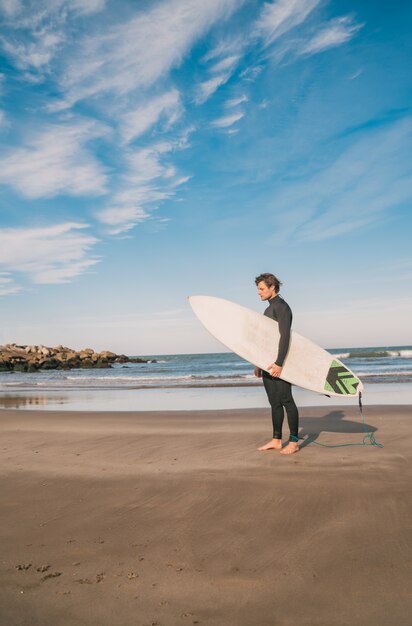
left=254, top=273, right=300, bottom=455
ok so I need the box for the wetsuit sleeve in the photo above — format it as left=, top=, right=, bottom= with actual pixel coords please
left=275, top=304, right=292, bottom=366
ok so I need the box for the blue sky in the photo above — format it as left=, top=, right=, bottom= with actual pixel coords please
left=0, top=0, right=411, bottom=354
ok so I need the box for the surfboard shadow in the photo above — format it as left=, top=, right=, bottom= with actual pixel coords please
left=297, top=410, right=378, bottom=449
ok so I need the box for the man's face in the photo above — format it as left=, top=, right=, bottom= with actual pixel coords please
left=257, top=281, right=276, bottom=301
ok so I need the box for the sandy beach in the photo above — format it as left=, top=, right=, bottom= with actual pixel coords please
left=1, top=405, right=411, bottom=626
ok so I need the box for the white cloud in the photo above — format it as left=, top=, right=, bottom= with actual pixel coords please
left=0, top=0, right=21, bottom=16
left=33, top=259, right=99, bottom=284
left=71, top=0, right=106, bottom=15
left=0, top=1, right=106, bottom=75
left=0, top=30, right=65, bottom=71
left=0, top=273, right=21, bottom=296
left=211, top=111, right=244, bottom=128
left=0, top=119, right=109, bottom=198
left=239, top=65, right=262, bottom=82
left=0, top=223, right=100, bottom=285
left=225, top=94, right=248, bottom=107
left=254, top=0, right=320, bottom=46
left=301, top=16, right=363, bottom=55
left=96, top=136, right=191, bottom=234
left=98, top=206, right=149, bottom=235
left=201, top=38, right=242, bottom=63
left=349, top=68, right=364, bottom=80
left=271, top=117, right=412, bottom=242
left=120, top=89, right=182, bottom=144
left=195, top=47, right=241, bottom=105
left=209, top=54, right=239, bottom=73
left=53, top=0, right=242, bottom=108
left=195, top=72, right=233, bottom=104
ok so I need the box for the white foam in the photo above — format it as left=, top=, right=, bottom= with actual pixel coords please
left=331, top=352, right=350, bottom=359
left=357, top=370, right=412, bottom=377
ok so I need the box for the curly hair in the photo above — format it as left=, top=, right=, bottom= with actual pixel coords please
left=254, top=273, right=283, bottom=293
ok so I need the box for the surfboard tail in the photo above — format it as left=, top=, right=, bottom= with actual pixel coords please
left=324, top=359, right=363, bottom=396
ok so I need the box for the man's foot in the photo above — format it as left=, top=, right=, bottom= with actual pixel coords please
left=280, top=441, right=300, bottom=455
left=258, top=439, right=282, bottom=451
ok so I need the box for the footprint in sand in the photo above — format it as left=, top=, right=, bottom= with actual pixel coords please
left=75, top=578, right=93, bottom=585
left=41, top=572, right=62, bottom=582
left=36, top=565, right=51, bottom=573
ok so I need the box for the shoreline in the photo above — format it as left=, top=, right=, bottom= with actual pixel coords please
left=1, top=381, right=411, bottom=412
left=1, top=405, right=411, bottom=625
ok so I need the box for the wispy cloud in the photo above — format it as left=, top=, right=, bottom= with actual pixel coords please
left=0, top=223, right=100, bottom=285
left=211, top=111, right=244, bottom=128
left=0, top=0, right=21, bottom=17
left=0, top=273, right=21, bottom=296
left=254, top=0, right=320, bottom=46
left=195, top=72, right=233, bottom=104
left=225, top=94, right=248, bottom=107
left=0, top=30, right=65, bottom=71
left=120, top=89, right=182, bottom=144
left=209, top=54, right=239, bottom=74
left=271, top=117, right=412, bottom=242
left=51, top=0, right=241, bottom=109
left=239, top=65, right=263, bottom=82
left=97, top=134, right=191, bottom=234
left=195, top=45, right=242, bottom=104
left=97, top=206, right=149, bottom=236
left=201, top=38, right=243, bottom=63
left=0, top=119, right=109, bottom=198
left=0, top=0, right=106, bottom=76
left=301, top=16, right=363, bottom=55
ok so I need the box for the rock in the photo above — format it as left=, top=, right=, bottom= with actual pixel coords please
left=99, top=351, right=116, bottom=359
left=38, top=358, right=60, bottom=370
left=78, top=351, right=91, bottom=360
left=14, top=364, right=29, bottom=372
left=114, top=355, right=128, bottom=363
left=80, top=358, right=94, bottom=368
left=0, top=344, right=150, bottom=371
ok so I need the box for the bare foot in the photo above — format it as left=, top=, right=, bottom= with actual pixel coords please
left=258, top=439, right=282, bottom=451
left=280, top=441, right=299, bottom=455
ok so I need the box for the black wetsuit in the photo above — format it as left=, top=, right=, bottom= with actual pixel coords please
left=262, top=295, right=299, bottom=441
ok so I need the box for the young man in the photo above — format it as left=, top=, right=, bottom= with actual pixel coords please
left=254, top=273, right=300, bottom=455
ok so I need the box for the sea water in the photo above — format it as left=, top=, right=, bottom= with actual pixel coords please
left=0, top=346, right=411, bottom=410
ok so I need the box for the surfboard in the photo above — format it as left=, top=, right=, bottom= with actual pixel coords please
left=188, top=295, right=363, bottom=398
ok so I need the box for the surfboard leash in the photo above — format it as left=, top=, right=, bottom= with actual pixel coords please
left=292, top=392, right=384, bottom=449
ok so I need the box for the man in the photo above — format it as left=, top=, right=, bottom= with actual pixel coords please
left=254, top=273, right=300, bottom=455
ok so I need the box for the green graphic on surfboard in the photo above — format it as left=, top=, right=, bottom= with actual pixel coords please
left=324, top=360, right=361, bottom=395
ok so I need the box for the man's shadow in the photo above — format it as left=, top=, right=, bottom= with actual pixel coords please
left=298, top=410, right=378, bottom=449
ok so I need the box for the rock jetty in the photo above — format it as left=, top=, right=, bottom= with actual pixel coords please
left=0, top=344, right=152, bottom=372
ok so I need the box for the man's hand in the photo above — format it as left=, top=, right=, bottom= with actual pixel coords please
left=254, top=367, right=262, bottom=378
left=267, top=363, right=282, bottom=378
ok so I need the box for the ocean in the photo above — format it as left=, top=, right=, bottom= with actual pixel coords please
left=0, top=346, right=411, bottom=411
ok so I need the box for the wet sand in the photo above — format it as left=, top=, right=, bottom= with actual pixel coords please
left=1, top=405, right=411, bottom=626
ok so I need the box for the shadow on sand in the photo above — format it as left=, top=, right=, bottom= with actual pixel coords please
left=298, top=410, right=379, bottom=449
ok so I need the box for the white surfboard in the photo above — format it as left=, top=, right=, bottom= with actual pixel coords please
left=189, top=295, right=363, bottom=398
